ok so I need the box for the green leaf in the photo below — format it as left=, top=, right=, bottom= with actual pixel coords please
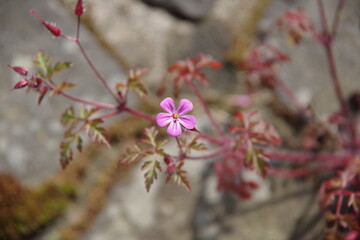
left=85, top=119, right=111, bottom=147
left=128, top=80, right=148, bottom=97
left=80, top=107, right=99, bottom=120
left=61, top=106, right=76, bottom=126
left=34, top=51, right=52, bottom=79
left=188, top=140, right=207, bottom=152
left=120, top=144, right=145, bottom=167
left=53, top=61, right=73, bottom=74
left=141, top=159, right=161, bottom=192
left=142, top=127, right=158, bottom=148
left=245, top=148, right=268, bottom=177
left=49, top=81, right=76, bottom=97
left=127, top=68, right=149, bottom=97
left=76, top=135, right=83, bottom=152
left=166, top=162, right=191, bottom=191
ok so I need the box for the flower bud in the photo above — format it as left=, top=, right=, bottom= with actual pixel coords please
left=75, top=0, right=84, bottom=16
left=30, top=9, right=62, bottom=37
left=8, top=65, right=29, bottom=76
left=12, top=78, right=28, bottom=90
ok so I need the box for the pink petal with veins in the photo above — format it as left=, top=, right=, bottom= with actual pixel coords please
left=177, top=99, right=193, bottom=115
left=156, top=113, right=172, bottom=127
left=160, top=97, right=176, bottom=113
left=178, top=115, right=196, bottom=129
left=167, top=121, right=182, bottom=137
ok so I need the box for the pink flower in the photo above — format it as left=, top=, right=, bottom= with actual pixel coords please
left=156, top=97, right=196, bottom=137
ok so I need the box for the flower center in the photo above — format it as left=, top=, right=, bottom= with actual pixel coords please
left=172, top=113, right=179, bottom=119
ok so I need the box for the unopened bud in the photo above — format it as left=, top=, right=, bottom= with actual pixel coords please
left=12, top=78, right=28, bottom=90
left=8, top=65, right=28, bottom=76
left=30, top=9, right=62, bottom=37
left=75, top=0, right=84, bottom=16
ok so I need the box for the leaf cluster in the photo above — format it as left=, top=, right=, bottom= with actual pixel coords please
left=60, top=106, right=110, bottom=168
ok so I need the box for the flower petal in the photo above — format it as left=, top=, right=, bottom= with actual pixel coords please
left=177, top=99, right=193, bottom=115
left=160, top=97, right=176, bottom=113
left=167, top=120, right=182, bottom=137
left=178, top=115, right=196, bottom=129
left=156, top=113, right=172, bottom=127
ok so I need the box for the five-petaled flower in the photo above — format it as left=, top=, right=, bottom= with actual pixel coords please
left=156, top=97, right=196, bottom=137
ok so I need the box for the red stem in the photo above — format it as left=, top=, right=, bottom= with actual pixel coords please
left=189, top=80, right=225, bottom=138
left=76, top=16, right=81, bottom=40
left=186, top=147, right=227, bottom=160
left=267, top=159, right=345, bottom=177
left=76, top=41, right=120, bottom=103
left=60, top=92, right=117, bottom=109
left=317, top=0, right=356, bottom=149
left=318, top=0, right=329, bottom=33
left=197, top=133, right=224, bottom=145
left=91, top=110, right=120, bottom=121
left=331, top=0, right=347, bottom=38
left=275, top=77, right=310, bottom=118
left=41, top=79, right=117, bottom=109
left=267, top=150, right=354, bottom=163
left=124, top=107, right=156, bottom=123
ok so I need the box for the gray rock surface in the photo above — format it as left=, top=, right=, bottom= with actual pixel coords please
left=141, top=0, right=216, bottom=21
left=4, top=0, right=360, bottom=240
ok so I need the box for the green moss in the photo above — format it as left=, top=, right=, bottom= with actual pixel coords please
left=0, top=175, right=77, bottom=240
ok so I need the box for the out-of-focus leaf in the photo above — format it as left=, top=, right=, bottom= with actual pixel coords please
left=61, top=106, right=76, bottom=126
left=60, top=140, right=73, bottom=168
left=53, top=61, right=73, bottom=74
left=34, top=51, right=52, bottom=78
left=49, top=81, right=76, bottom=97
left=120, top=144, right=145, bottom=167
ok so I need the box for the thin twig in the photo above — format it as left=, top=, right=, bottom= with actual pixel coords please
left=332, top=0, right=347, bottom=38
left=76, top=41, right=120, bottom=103
left=124, top=107, right=156, bottom=123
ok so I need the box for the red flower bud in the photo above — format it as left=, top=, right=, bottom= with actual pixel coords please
left=8, top=65, right=28, bottom=76
left=75, top=0, right=84, bottom=16
left=12, top=78, right=28, bottom=90
left=30, top=9, right=62, bottom=37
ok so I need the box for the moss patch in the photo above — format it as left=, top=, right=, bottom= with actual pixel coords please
left=0, top=174, right=76, bottom=240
